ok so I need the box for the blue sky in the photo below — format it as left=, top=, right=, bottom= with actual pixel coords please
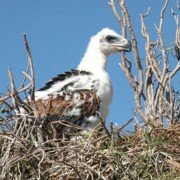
left=0, top=1, right=178, bottom=125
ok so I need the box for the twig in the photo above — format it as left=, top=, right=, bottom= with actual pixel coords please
left=98, top=114, right=111, bottom=138
left=0, top=83, right=31, bottom=104
left=8, top=68, right=18, bottom=110
left=80, top=162, right=106, bottom=180
left=23, top=34, right=38, bottom=117
left=23, top=34, right=36, bottom=102
left=118, top=118, right=133, bottom=132
left=109, top=0, right=124, bottom=28
left=119, top=0, right=144, bottom=94
left=61, top=160, right=83, bottom=180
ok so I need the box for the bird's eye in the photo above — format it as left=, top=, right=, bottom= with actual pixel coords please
left=105, top=35, right=117, bottom=43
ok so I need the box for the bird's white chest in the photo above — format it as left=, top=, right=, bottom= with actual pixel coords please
left=90, top=71, right=113, bottom=106
left=95, top=72, right=113, bottom=105
left=91, top=72, right=112, bottom=121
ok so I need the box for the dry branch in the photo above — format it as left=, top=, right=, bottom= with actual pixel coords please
left=109, top=0, right=180, bottom=127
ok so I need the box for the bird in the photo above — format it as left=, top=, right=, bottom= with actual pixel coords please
left=24, top=28, right=131, bottom=138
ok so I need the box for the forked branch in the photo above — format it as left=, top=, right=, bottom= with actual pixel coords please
left=110, top=0, right=180, bottom=126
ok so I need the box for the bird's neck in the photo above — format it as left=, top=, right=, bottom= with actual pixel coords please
left=77, top=40, right=107, bottom=74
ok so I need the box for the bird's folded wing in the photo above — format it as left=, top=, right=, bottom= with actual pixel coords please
left=35, top=69, right=99, bottom=100
left=34, top=89, right=100, bottom=119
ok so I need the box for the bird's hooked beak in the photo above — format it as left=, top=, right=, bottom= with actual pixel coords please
left=112, top=36, right=131, bottom=52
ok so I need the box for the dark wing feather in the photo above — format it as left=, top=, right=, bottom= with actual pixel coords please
left=38, top=69, right=92, bottom=91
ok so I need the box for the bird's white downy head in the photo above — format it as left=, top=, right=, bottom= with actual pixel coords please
left=78, top=28, right=131, bottom=73
left=95, top=28, right=131, bottom=55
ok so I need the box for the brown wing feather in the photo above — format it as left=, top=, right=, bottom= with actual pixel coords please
left=34, top=89, right=100, bottom=118
left=29, top=90, right=100, bottom=139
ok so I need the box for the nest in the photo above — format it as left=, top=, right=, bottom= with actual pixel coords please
left=0, top=108, right=180, bottom=179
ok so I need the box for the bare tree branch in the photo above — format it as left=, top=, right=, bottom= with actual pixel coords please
left=23, top=34, right=38, bottom=117
left=23, top=34, right=36, bottom=102
left=110, top=0, right=179, bottom=126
